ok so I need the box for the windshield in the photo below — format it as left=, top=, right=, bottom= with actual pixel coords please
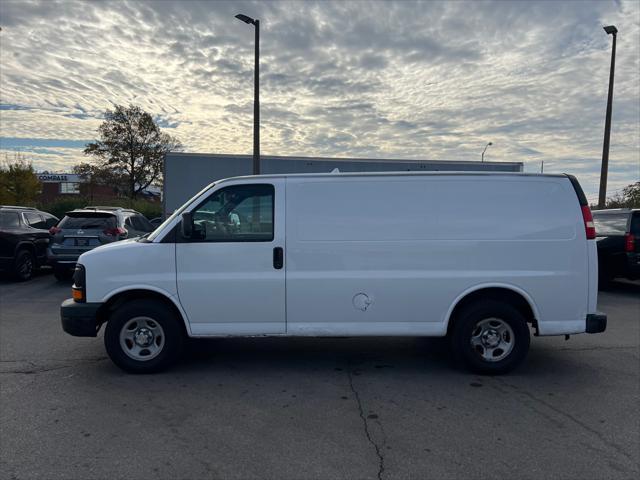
left=147, top=183, right=216, bottom=241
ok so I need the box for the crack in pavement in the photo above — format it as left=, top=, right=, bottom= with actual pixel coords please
left=347, top=367, right=385, bottom=480
left=492, top=377, right=634, bottom=464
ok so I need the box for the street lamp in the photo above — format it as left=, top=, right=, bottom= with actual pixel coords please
left=235, top=13, right=260, bottom=175
left=598, top=25, right=617, bottom=208
left=481, top=142, right=493, bottom=162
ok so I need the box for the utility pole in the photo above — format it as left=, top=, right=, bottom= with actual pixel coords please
left=598, top=25, right=618, bottom=208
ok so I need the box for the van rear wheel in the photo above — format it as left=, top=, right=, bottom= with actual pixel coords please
left=104, top=299, right=184, bottom=374
left=450, top=300, right=530, bottom=374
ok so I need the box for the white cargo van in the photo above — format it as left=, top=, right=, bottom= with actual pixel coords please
left=61, top=172, right=606, bottom=374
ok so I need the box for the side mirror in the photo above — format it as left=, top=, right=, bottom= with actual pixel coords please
left=181, top=212, right=193, bottom=238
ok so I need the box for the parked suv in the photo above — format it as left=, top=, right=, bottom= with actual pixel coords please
left=593, top=208, right=639, bottom=284
left=48, top=207, right=154, bottom=280
left=0, top=206, right=59, bottom=280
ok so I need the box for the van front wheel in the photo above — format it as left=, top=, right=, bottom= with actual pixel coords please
left=450, top=300, right=530, bottom=374
left=104, top=299, right=184, bottom=374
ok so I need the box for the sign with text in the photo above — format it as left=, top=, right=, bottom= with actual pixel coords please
left=37, top=174, right=83, bottom=183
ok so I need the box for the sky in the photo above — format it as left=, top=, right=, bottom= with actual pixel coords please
left=0, top=0, right=639, bottom=203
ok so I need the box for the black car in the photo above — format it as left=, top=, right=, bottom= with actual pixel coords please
left=48, top=206, right=155, bottom=280
left=0, top=206, right=59, bottom=281
left=593, top=208, right=640, bottom=284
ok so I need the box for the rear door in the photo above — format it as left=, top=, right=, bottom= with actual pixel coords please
left=175, top=180, right=286, bottom=335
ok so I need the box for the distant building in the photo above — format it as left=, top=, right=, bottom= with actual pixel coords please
left=37, top=172, right=114, bottom=204
left=163, top=152, right=524, bottom=214
left=36, top=172, right=160, bottom=204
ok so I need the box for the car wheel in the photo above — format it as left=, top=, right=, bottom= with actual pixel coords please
left=53, top=266, right=74, bottom=281
left=104, top=299, right=184, bottom=374
left=13, top=250, right=35, bottom=281
left=450, top=300, right=530, bottom=375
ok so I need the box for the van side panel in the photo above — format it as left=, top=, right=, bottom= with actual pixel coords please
left=285, top=175, right=588, bottom=336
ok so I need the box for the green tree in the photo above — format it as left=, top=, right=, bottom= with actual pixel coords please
left=0, top=153, right=41, bottom=205
left=604, top=182, right=640, bottom=209
left=84, top=104, right=182, bottom=200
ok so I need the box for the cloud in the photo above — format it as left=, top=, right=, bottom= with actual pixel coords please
left=0, top=0, right=638, bottom=200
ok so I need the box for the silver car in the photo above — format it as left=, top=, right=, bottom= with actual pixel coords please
left=48, top=207, right=154, bottom=280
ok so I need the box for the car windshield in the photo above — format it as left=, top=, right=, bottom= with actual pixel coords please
left=59, top=214, right=117, bottom=230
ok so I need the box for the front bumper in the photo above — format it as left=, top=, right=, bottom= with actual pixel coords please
left=60, top=298, right=102, bottom=337
left=586, top=312, right=607, bottom=334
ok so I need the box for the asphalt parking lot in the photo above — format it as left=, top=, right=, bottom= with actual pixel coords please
left=1, top=273, right=638, bottom=480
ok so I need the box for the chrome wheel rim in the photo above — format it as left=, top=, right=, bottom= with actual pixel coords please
left=119, top=317, right=165, bottom=361
left=470, top=318, right=514, bottom=362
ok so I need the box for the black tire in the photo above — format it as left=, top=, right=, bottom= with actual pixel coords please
left=53, top=265, right=74, bottom=281
left=104, top=299, right=185, bottom=374
left=450, top=299, right=530, bottom=375
left=13, top=249, right=35, bottom=281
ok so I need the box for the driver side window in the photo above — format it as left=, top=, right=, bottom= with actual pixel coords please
left=191, top=184, right=274, bottom=242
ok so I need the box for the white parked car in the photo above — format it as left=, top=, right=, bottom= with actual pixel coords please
left=60, top=172, right=606, bottom=374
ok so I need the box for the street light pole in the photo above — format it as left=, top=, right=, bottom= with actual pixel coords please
left=598, top=25, right=618, bottom=209
left=235, top=14, right=260, bottom=175
left=481, top=142, right=492, bottom=162
left=254, top=19, right=260, bottom=175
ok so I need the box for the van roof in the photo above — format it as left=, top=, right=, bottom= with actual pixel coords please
left=215, top=171, right=570, bottom=185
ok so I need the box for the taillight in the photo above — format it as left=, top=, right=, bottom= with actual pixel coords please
left=49, top=226, right=62, bottom=235
left=625, top=233, right=635, bottom=252
left=103, top=227, right=127, bottom=236
left=581, top=205, right=596, bottom=240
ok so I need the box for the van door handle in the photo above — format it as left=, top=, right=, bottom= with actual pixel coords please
left=273, top=247, right=284, bottom=270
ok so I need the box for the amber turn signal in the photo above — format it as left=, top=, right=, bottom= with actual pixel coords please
left=72, top=288, right=85, bottom=302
